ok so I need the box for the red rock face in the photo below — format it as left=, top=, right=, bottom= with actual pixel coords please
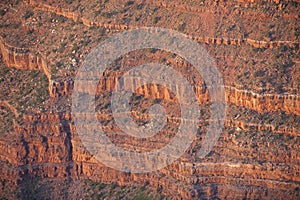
left=0, top=0, right=299, bottom=199
left=1, top=37, right=299, bottom=114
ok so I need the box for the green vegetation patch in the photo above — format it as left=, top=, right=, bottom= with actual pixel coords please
left=0, top=62, right=49, bottom=116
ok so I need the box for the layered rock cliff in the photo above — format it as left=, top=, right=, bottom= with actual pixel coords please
left=1, top=36, right=299, bottom=116
left=29, top=0, right=299, bottom=49
left=0, top=0, right=299, bottom=199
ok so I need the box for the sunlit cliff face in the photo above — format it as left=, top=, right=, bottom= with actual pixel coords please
left=0, top=0, right=299, bottom=199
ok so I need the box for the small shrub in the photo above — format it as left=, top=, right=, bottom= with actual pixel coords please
left=65, top=0, right=73, bottom=4
left=153, top=16, right=160, bottom=24
left=125, top=1, right=134, bottom=6
left=56, top=61, right=63, bottom=68
left=254, top=69, right=265, bottom=77
left=178, top=23, right=186, bottom=32
left=152, top=98, right=161, bottom=104
left=294, top=27, right=300, bottom=37
left=27, top=29, right=34, bottom=35
left=101, top=11, right=116, bottom=18
left=0, top=9, right=6, bottom=16
left=23, top=9, right=34, bottom=19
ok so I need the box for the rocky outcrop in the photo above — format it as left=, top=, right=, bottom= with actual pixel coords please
left=94, top=110, right=299, bottom=136
left=224, top=119, right=299, bottom=136
left=144, top=0, right=300, bottom=19
left=30, top=0, right=300, bottom=49
left=0, top=36, right=75, bottom=98
left=0, top=37, right=51, bottom=79
left=0, top=100, right=19, bottom=118
left=94, top=74, right=300, bottom=116
left=49, top=79, right=74, bottom=97
left=29, top=0, right=132, bottom=30
left=2, top=34, right=299, bottom=116
left=0, top=103, right=298, bottom=199
left=1, top=1, right=299, bottom=199
left=225, top=86, right=300, bottom=115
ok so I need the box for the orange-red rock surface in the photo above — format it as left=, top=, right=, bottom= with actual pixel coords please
left=0, top=0, right=299, bottom=199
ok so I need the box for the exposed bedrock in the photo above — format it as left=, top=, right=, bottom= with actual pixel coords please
left=29, top=0, right=300, bottom=49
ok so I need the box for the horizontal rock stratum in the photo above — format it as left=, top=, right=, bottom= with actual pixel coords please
left=0, top=0, right=299, bottom=199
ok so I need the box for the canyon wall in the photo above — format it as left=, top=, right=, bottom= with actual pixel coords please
left=0, top=37, right=51, bottom=79
left=1, top=36, right=299, bottom=116
left=0, top=108, right=299, bottom=199
left=0, top=1, right=299, bottom=199
left=29, top=0, right=299, bottom=49
left=0, top=36, right=74, bottom=98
